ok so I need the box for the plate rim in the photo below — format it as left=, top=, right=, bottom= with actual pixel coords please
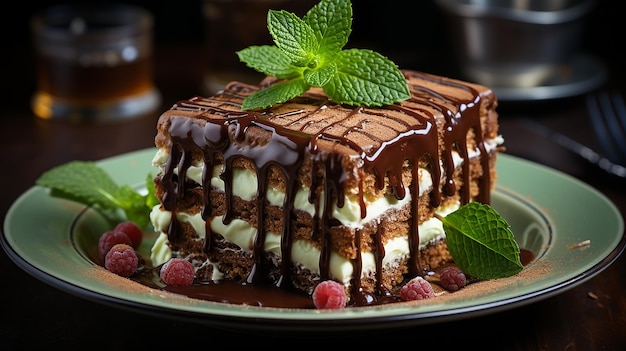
left=2, top=149, right=624, bottom=332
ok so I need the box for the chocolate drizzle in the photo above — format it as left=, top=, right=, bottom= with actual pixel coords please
left=157, top=70, right=494, bottom=305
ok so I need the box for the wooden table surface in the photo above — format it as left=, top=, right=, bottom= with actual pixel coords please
left=2, top=3, right=625, bottom=349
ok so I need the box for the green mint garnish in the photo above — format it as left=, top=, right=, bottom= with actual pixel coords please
left=35, top=161, right=156, bottom=229
left=437, top=202, right=524, bottom=280
left=236, top=0, right=411, bottom=110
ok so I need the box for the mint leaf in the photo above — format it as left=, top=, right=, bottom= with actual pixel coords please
left=145, top=172, right=159, bottom=210
left=303, top=62, right=336, bottom=86
left=325, top=49, right=410, bottom=106
left=268, top=9, right=318, bottom=66
left=438, top=202, right=523, bottom=280
left=37, top=161, right=122, bottom=210
left=36, top=161, right=155, bottom=229
left=115, top=185, right=151, bottom=228
left=241, top=77, right=309, bottom=110
left=236, top=0, right=410, bottom=110
left=236, top=46, right=300, bottom=79
left=303, top=0, right=351, bottom=56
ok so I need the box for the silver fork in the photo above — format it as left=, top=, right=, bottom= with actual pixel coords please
left=585, top=90, right=626, bottom=167
left=520, top=117, right=626, bottom=179
left=520, top=90, right=626, bottom=179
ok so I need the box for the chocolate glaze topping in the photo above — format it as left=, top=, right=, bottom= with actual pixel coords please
left=157, top=70, right=495, bottom=305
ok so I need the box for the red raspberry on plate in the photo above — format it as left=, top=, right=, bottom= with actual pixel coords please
left=98, top=230, right=132, bottom=259
left=160, top=258, right=195, bottom=286
left=114, top=221, right=143, bottom=249
left=400, top=276, right=435, bottom=301
left=104, top=244, right=138, bottom=277
left=312, top=280, right=347, bottom=309
left=439, top=266, right=467, bottom=291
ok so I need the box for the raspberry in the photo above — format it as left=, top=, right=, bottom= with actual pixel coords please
left=104, top=244, right=138, bottom=277
left=160, top=258, right=195, bottom=286
left=98, top=230, right=132, bottom=259
left=114, top=221, right=143, bottom=249
left=400, top=276, right=435, bottom=301
left=439, top=266, right=467, bottom=291
left=312, top=280, right=347, bottom=309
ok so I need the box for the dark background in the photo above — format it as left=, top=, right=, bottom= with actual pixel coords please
left=7, top=0, right=447, bottom=47
left=6, top=0, right=615, bottom=50
left=3, top=0, right=620, bottom=113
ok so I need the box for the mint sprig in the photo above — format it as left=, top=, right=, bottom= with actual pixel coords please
left=236, top=0, right=411, bottom=110
left=35, top=161, right=156, bottom=229
left=437, top=202, right=524, bottom=279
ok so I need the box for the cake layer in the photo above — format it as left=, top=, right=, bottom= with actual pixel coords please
left=150, top=69, right=502, bottom=304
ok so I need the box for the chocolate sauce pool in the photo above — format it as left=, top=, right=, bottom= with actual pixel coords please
left=126, top=248, right=535, bottom=308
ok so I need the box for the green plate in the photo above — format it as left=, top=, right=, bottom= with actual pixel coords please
left=2, top=149, right=624, bottom=333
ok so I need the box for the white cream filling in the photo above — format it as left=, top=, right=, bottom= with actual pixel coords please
left=150, top=203, right=457, bottom=284
left=150, top=136, right=503, bottom=282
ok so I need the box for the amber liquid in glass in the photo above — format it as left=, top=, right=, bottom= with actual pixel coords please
left=35, top=56, right=153, bottom=105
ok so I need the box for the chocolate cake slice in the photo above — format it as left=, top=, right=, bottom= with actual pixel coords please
left=149, top=69, right=502, bottom=305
